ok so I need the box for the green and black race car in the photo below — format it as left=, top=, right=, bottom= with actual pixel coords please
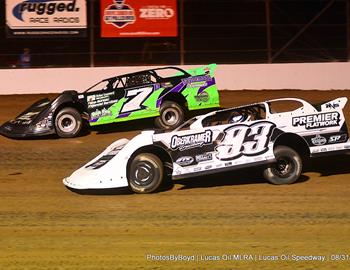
left=0, top=64, right=220, bottom=138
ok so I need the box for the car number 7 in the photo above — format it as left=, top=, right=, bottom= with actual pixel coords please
left=121, top=86, right=154, bottom=113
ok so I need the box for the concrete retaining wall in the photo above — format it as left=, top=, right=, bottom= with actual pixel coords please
left=0, top=62, right=349, bottom=94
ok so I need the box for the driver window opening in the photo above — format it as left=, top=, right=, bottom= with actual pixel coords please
left=125, top=73, right=153, bottom=87
left=202, top=105, right=266, bottom=127
left=268, top=100, right=303, bottom=114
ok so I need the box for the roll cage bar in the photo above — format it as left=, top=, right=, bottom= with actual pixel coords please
left=84, top=67, right=191, bottom=93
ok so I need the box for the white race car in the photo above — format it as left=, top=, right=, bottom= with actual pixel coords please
left=63, top=97, right=350, bottom=194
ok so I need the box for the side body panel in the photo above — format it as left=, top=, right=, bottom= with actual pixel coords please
left=63, top=132, right=155, bottom=189
left=87, top=64, right=220, bottom=126
left=153, top=120, right=276, bottom=179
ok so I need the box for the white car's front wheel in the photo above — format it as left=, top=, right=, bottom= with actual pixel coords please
left=128, top=153, right=164, bottom=194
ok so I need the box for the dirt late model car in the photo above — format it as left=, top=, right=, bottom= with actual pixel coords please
left=63, top=97, right=350, bottom=194
left=0, top=64, right=219, bottom=138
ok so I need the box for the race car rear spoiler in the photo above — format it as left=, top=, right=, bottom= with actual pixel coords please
left=317, top=97, right=347, bottom=112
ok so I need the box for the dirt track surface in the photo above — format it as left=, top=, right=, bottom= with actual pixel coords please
left=1, top=90, right=350, bottom=269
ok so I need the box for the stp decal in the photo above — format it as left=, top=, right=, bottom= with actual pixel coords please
left=216, top=122, right=275, bottom=161
left=101, top=0, right=177, bottom=37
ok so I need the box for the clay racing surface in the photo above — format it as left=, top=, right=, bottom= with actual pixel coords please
left=1, top=90, right=350, bottom=269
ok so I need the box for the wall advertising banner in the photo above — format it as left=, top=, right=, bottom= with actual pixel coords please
left=6, top=0, right=87, bottom=37
left=101, top=0, right=177, bottom=38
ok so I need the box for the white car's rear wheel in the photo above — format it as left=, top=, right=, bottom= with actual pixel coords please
left=128, top=153, right=164, bottom=194
left=263, top=146, right=302, bottom=185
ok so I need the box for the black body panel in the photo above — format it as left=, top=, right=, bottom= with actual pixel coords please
left=0, top=91, right=82, bottom=138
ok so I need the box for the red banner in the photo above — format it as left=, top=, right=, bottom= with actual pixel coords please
left=101, top=0, right=177, bottom=38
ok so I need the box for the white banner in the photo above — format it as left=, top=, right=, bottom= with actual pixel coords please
left=6, top=0, right=87, bottom=36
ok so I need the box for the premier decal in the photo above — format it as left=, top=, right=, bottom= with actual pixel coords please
left=216, top=122, right=275, bottom=161
left=292, top=112, right=340, bottom=129
left=170, top=130, right=213, bottom=151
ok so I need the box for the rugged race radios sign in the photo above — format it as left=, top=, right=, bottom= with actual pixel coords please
left=6, top=0, right=87, bottom=37
left=101, top=0, right=177, bottom=38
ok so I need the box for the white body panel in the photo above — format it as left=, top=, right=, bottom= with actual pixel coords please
left=63, top=97, right=350, bottom=190
left=63, top=132, right=154, bottom=189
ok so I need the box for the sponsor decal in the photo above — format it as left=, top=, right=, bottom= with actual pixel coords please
left=204, top=165, right=212, bottom=170
left=225, top=162, right=232, bottom=167
left=91, top=108, right=112, bottom=120
left=170, top=130, right=213, bottom=151
left=216, top=121, right=275, bottom=161
left=325, top=103, right=339, bottom=109
left=6, top=0, right=87, bottom=37
left=195, top=153, right=213, bottom=163
left=36, top=101, right=50, bottom=108
left=87, top=92, right=117, bottom=109
left=182, top=75, right=211, bottom=85
left=311, top=134, right=327, bottom=146
left=4, top=125, right=12, bottom=131
left=292, top=112, right=340, bottom=130
left=86, top=144, right=125, bottom=170
left=328, top=134, right=347, bottom=144
left=101, top=0, right=177, bottom=37
left=36, top=112, right=53, bottom=128
left=195, top=92, right=209, bottom=102
left=103, top=0, right=136, bottom=28
left=175, top=156, right=194, bottom=167
left=11, top=111, right=40, bottom=125
left=193, top=167, right=202, bottom=172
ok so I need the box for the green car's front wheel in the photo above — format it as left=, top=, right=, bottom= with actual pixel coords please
left=155, top=101, right=185, bottom=130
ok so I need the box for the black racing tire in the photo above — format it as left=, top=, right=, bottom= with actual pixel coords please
left=128, top=153, right=164, bottom=194
left=54, top=107, right=82, bottom=138
left=263, top=146, right=302, bottom=185
left=155, top=101, right=185, bottom=130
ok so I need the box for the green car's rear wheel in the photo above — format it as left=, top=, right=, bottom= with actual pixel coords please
left=155, top=101, right=185, bottom=130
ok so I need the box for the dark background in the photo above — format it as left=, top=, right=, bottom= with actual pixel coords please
left=0, top=0, right=349, bottom=68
